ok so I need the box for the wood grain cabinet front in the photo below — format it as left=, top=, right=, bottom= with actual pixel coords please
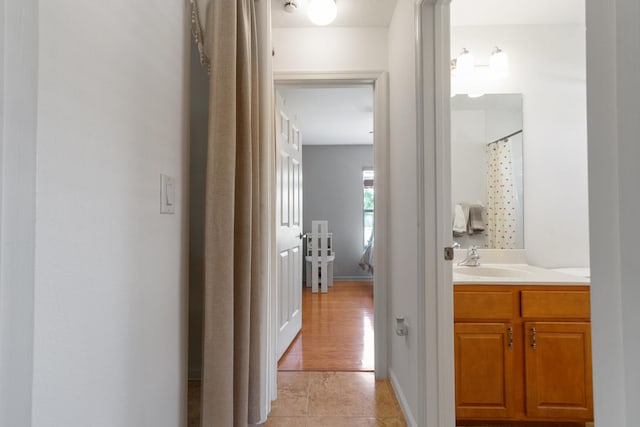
left=524, top=321, right=594, bottom=420
left=454, top=322, right=515, bottom=419
left=454, top=285, right=593, bottom=425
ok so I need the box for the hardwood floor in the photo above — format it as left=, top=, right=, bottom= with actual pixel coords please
left=278, top=281, right=374, bottom=372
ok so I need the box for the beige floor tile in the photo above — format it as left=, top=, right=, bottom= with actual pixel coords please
left=306, top=417, right=407, bottom=427
left=376, top=418, right=408, bottom=427
left=269, top=372, right=310, bottom=417
left=307, top=417, right=378, bottom=426
left=307, top=372, right=403, bottom=418
left=375, top=381, right=403, bottom=418
left=261, top=416, right=307, bottom=427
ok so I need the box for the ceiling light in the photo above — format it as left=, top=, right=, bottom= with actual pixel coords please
left=283, top=1, right=299, bottom=13
left=489, top=47, right=509, bottom=79
left=307, top=0, right=337, bottom=26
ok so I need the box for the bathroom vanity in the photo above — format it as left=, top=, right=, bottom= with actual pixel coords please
left=453, top=256, right=593, bottom=425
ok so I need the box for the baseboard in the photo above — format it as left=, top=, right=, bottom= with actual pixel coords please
left=303, top=276, right=374, bottom=286
left=389, top=368, right=418, bottom=427
left=333, top=276, right=374, bottom=281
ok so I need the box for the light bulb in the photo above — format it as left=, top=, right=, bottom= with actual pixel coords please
left=467, top=90, right=485, bottom=99
left=489, top=47, right=509, bottom=79
left=456, top=48, right=475, bottom=77
left=307, top=0, right=337, bottom=26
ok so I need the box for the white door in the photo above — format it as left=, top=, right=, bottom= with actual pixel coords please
left=275, top=92, right=303, bottom=360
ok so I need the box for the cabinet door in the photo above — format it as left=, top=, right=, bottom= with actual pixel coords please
left=524, top=322, right=593, bottom=420
left=455, top=323, right=515, bottom=419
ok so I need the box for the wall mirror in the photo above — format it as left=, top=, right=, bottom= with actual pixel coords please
left=451, top=93, right=524, bottom=249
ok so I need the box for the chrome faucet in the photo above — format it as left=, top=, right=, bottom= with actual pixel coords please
left=458, top=245, right=480, bottom=267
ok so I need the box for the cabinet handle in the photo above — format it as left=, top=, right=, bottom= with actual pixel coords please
left=507, top=326, right=513, bottom=349
left=531, top=327, right=537, bottom=349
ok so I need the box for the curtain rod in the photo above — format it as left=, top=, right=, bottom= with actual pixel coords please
left=487, top=129, right=523, bottom=145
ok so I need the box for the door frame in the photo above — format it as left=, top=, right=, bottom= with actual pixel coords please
left=268, top=71, right=390, bottom=395
left=416, top=1, right=456, bottom=426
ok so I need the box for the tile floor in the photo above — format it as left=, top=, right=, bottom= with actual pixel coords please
left=188, top=371, right=407, bottom=426
left=264, top=371, right=406, bottom=426
left=189, top=372, right=595, bottom=427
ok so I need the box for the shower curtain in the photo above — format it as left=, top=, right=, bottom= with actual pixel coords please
left=191, top=0, right=267, bottom=425
left=487, top=140, right=517, bottom=249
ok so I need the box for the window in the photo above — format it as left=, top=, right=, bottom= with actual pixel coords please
left=363, top=169, right=374, bottom=247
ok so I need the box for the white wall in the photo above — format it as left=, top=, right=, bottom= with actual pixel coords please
left=0, top=0, right=38, bottom=425
left=272, top=27, right=388, bottom=72
left=30, top=2, right=190, bottom=426
left=302, top=145, right=373, bottom=279
left=452, top=25, right=589, bottom=268
left=387, top=0, right=419, bottom=424
left=586, top=0, right=640, bottom=425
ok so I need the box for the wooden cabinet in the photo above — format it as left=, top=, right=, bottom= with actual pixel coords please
left=454, top=285, right=593, bottom=424
left=455, top=322, right=515, bottom=419
left=524, top=322, right=593, bottom=419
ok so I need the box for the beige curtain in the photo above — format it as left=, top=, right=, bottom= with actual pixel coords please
left=192, top=0, right=264, bottom=425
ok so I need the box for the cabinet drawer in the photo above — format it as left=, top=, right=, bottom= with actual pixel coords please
left=521, top=290, right=590, bottom=319
left=455, top=290, right=514, bottom=321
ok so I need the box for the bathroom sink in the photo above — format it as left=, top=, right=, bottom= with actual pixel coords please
left=454, top=266, right=532, bottom=278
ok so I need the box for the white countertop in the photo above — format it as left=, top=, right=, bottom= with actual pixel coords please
left=452, top=249, right=590, bottom=285
left=454, top=263, right=590, bottom=284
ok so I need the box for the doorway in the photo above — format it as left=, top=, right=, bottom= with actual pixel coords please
left=447, top=0, right=593, bottom=425
left=275, top=84, right=376, bottom=372
left=262, top=72, right=396, bottom=425
left=268, top=72, right=391, bottom=395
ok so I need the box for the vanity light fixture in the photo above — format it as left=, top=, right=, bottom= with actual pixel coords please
left=451, top=47, right=509, bottom=80
left=451, top=46, right=509, bottom=98
left=307, top=0, right=337, bottom=26
left=489, top=46, right=510, bottom=79
left=453, top=48, right=475, bottom=77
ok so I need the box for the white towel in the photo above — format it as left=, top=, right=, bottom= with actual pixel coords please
left=452, top=204, right=467, bottom=236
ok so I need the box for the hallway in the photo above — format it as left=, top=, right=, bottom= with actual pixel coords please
left=263, top=282, right=406, bottom=425
left=279, top=281, right=375, bottom=372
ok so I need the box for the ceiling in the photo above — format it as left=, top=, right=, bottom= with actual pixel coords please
left=451, top=0, right=585, bottom=26
left=271, top=0, right=585, bottom=29
left=271, top=0, right=398, bottom=28
left=278, top=86, right=374, bottom=146
left=272, top=0, right=585, bottom=146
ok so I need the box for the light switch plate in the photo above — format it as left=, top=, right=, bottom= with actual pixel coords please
left=160, top=174, right=175, bottom=214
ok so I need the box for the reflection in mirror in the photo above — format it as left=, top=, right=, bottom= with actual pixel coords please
left=451, top=94, right=524, bottom=249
